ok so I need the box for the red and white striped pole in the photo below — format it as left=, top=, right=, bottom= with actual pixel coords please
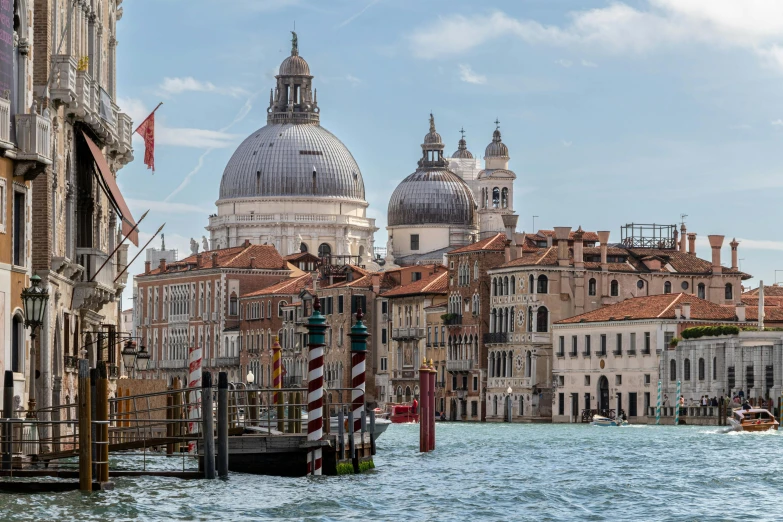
left=306, top=296, right=327, bottom=475
left=349, top=308, right=369, bottom=434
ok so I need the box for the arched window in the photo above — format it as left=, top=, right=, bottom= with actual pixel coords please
left=510, top=276, right=516, bottom=295
left=492, top=187, right=500, bottom=208
left=527, top=307, right=533, bottom=333
left=525, top=351, right=532, bottom=378
left=588, top=278, right=596, bottom=296
left=537, top=275, right=548, bottom=294
left=664, top=281, right=672, bottom=294
left=299, top=242, right=308, bottom=253
left=492, top=278, right=497, bottom=296
left=697, top=283, right=705, bottom=299
left=698, top=358, right=705, bottom=381
left=503, top=276, right=509, bottom=296
left=278, top=300, right=287, bottom=317
left=725, top=283, right=733, bottom=300
left=536, top=306, right=549, bottom=332
left=684, top=358, right=691, bottom=381
left=713, top=357, right=717, bottom=380
left=670, top=359, right=676, bottom=381
left=529, top=275, right=535, bottom=294
left=229, top=292, right=238, bottom=316
left=318, top=243, right=331, bottom=258
left=489, top=352, right=495, bottom=377
left=610, top=280, right=619, bottom=297
left=11, top=313, right=23, bottom=373
left=474, top=261, right=479, bottom=280
left=501, top=187, right=509, bottom=208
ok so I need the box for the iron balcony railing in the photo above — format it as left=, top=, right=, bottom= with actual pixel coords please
left=483, top=332, right=509, bottom=344
left=446, top=360, right=474, bottom=372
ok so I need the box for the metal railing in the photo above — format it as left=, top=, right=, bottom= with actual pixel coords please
left=483, top=332, right=509, bottom=344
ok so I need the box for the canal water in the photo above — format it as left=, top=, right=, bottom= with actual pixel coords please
left=1, top=423, right=781, bottom=521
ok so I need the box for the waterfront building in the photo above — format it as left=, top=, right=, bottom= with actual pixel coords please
left=134, top=242, right=291, bottom=384
left=485, top=224, right=750, bottom=422
left=552, top=293, right=742, bottom=423
left=385, top=118, right=517, bottom=266
left=424, top=301, right=448, bottom=416
left=381, top=270, right=448, bottom=405
left=207, top=34, right=377, bottom=262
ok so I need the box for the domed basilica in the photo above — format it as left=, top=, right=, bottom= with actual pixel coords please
left=385, top=116, right=517, bottom=266
left=207, top=34, right=377, bottom=260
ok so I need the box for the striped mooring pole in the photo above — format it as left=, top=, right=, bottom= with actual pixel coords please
left=349, top=308, right=369, bottom=435
left=656, top=380, right=662, bottom=425
left=674, top=380, right=681, bottom=426
left=305, top=296, right=327, bottom=476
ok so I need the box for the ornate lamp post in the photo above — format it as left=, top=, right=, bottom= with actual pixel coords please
left=135, top=345, right=151, bottom=375
left=246, top=370, right=255, bottom=387
left=121, top=340, right=138, bottom=377
left=21, top=275, right=49, bottom=419
left=506, top=386, right=513, bottom=423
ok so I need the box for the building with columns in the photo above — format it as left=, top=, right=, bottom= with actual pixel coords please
left=207, top=33, right=377, bottom=262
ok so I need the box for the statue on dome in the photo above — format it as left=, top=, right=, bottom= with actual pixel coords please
left=190, top=238, right=199, bottom=255
left=291, top=31, right=298, bottom=55
left=202, top=236, right=209, bottom=252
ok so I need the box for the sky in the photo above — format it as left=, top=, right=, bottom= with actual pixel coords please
left=116, top=0, right=783, bottom=308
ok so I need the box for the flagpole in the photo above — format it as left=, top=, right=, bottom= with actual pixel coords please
left=134, top=102, right=163, bottom=134
left=88, top=209, right=150, bottom=282
left=114, top=223, right=166, bottom=283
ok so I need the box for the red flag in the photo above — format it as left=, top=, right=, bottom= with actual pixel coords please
left=134, top=102, right=162, bottom=172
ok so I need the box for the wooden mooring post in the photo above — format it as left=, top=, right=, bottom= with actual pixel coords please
left=96, top=362, right=110, bottom=484
left=78, top=360, right=92, bottom=492
left=202, top=372, right=215, bottom=479
left=217, top=372, right=229, bottom=478
left=172, top=378, right=182, bottom=453
left=3, top=370, right=13, bottom=470
left=166, top=388, right=173, bottom=455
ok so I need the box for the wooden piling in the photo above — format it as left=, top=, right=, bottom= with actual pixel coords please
left=78, top=360, right=92, bottom=492
left=338, top=410, right=345, bottom=460
left=2, top=370, right=13, bottom=470
left=348, top=410, right=357, bottom=472
left=217, top=372, right=229, bottom=478
left=96, top=362, right=110, bottom=484
left=369, top=410, right=376, bottom=456
left=90, top=368, right=98, bottom=476
left=172, top=378, right=181, bottom=453
left=294, top=392, right=302, bottom=434
left=202, top=372, right=215, bottom=479
left=248, top=389, right=258, bottom=427
left=166, top=389, right=173, bottom=455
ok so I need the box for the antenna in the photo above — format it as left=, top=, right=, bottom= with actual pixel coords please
left=680, top=213, right=688, bottom=226
left=775, top=270, right=783, bottom=285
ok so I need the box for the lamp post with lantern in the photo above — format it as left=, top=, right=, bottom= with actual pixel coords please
left=20, top=275, right=49, bottom=419
left=505, top=386, right=513, bottom=423
left=120, top=340, right=151, bottom=378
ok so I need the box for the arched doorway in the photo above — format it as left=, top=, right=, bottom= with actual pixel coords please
left=598, top=376, right=609, bottom=413
left=11, top=314, right=23, bottom=373
left=405, top=386, right=412, bottom=403
left=318, top=243, right=331, bottom=258
left=450, top=399, right=457, bottom=421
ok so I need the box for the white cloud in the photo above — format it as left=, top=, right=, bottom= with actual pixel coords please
left=581, top=59, right=598, bottom=67
left=409, top=2, right=783, bottom=71
left=562, top=140, right=573, bottom=147
left=345, top=74, right=362, bottom=85
left=156, top=128, right=241, bottom=149
left=555, top=59, right=572, bottom=68
left=159, top=77, right=248, bottom=98
left=126, top=199, right=210, bottom=215
left=735, top=238, right=783, bottom=251
left=458, top=64, right=486, bottom=85
left=771, top=119, right=783, bottom=126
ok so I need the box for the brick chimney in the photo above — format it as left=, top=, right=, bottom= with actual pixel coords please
left=159, top=258, right=167, bottom=272
left=502, top=214, right=519, bottom=262
left=145, top=260, right=151, bottom=274
left=249, top=257, right=255, bottom=269
left=730, top=238, right=739, bottom=270
left=372, top=273, right=380, bottom=294
left=573, top=226, right=585, bottom=269
left=243, top=239, right=251, bottom=248
left=681, top=302, right=691, bottom=320
left=679, top=223, right=687, bottom=252
left=196, top=253, right=203, bottom=268
left=211, top=252, right=218, bottom=268
left=736, top=302, right=746, bottom=322
left=554, top=227, right=571, bottom=267
left=687, top=233, right=696, bottom=256
left=545, top=234, right=553, bottom=248
left=674, top=305, right=682, bottom=319
left=707, top=235, right=724, bottom=274
left=597, top=231, right=610, bottom=271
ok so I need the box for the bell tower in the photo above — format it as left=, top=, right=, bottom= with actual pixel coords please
left=267, top=32, right=320, bottom=124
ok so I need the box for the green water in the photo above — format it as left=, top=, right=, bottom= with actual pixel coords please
left=0, top=423, right=780, bottom=521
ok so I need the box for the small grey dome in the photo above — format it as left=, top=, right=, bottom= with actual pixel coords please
left=452, top=137, right=473, bottom=159
left=423, top=113, right=443, bottom=146
left=279, top=54, right=310, bottom=76
left=387, top=169, right=476, bottom=227
left=485, top=128, right=509, bottom=158
left=219, top=123, right=364, bottom=200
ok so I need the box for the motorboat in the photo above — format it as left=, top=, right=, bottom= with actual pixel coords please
left=592, top=415, right=628, bottom=427
left=329, top=415, right=391, bottom=441
left=389, top=404, right=419, bottom=424
left=727, top=408, right=779, bottom=432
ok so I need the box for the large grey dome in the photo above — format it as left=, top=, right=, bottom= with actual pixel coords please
left=387, top=169, right=476, bottom=227
left=218, top=123, right=365, bottom=200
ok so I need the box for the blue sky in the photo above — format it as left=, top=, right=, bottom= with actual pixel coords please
left=117, top=0, right=783, bottom=306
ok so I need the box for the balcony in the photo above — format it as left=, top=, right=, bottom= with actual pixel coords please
left=443, top=314, right=462, bottom=326
left=446, top=360, right=474, bottom=372
left=483, top=332, right=509, bottom=344
left=73, top=248, right=118, bottom=311
left=392, top=327, right=425, bottom=340
left=582, top=351, right=591, bottom=357
left=613, top=350, right=622, bottom=356
left=627, top=349, right=636, bottom=356
left=212, top=357, right=240, bottom=367
left=158, top=359, right=187, bottom=370
left=14, top=112, right=52, bottom=178
left=569, top=351, right=578, bottom=358
left=50, top=55, right=78, bottom=104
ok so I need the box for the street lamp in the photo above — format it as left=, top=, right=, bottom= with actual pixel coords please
left=21, top=274, right=49, bottom=418
left=506, top=386, right=513, bottom=423
left=135, top=345, right=151, bottom=373
left=121, top=340, right=138, bottom=377
left=246, top=370, right=255, bottom=386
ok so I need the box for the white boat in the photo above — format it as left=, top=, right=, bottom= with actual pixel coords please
left=592, top=415, right=628, bottom=427
left=330, top=415, right=391, bottom=441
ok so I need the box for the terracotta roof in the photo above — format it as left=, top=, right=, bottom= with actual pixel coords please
left=284, top=252, right=321, bottom=262
left=448, top=233, right=507, bottom=254
left=241, top=273, right=313, bottom=298
left=741, top=295, right=783, bottom=307
left=537, top=229, right=600, bottom=242
left=744, top=285, right=783, bottom=297
left=138, top=244, right=287, bottom=276
left=556, top=293, right=737, bottom=324
left=322, top=273, right=376, bottom=289
left=380, top=272, right=448, bottom=298
left=745, top=306, right=783, bottom=322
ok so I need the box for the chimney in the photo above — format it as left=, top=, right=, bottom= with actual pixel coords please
left=243, top=239, right=251, bottom=248
left=196, top=253, right=203, bottom=268
left=674, top=305, right=682, bottom=320
left=211, top=252, right=218, bottom=268
left=249, top=257, right=255, bottom=269
left=730, top=238, right=739, bottom=270
left=554, top=226, right=571, bottom=267
left=673, top=229, right=679, bottom=250
left=502, top=215, right=519, bottom=262
left=144, top=261, right=151, bottom=274
left=597, top=231, right=610, bottom=271
left=573, top=226, right=585, bottom=269
left=707, top=235, right=724, bottom=274
left=159, top=258, right=167, bottom=272
left=736, top=302, right=746, bottom=322
left=545, top=234, right=553, bottom=248
left=687, top=233, right=696, bottom=256
left=681, top=302, right=691, bottom=320
left=372, top=273, right=380, bottom=294
left=680, top=223, right=687, bottom=252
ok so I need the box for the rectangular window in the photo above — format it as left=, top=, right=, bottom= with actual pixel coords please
left=600, top=334, right=607, bottom=356
left=381, top=301, right=388, bottom=314
left=427, top=327, right=432, bottom=345
left=351, top=295, right=366, bottom=315
left=644, top=332, right=651, bottom=354
left=452, top=375, right=457, bottom=390
left=410, top=234, right=419, bottom=250
left=616, top=375, right=622, bottom=385
left=441, top=326, right=445, bottom=345
left=411, top=272, right=422, bottom=282
left=644, top=374, right=651, bottom=385
left=462, top=376, right=468, bottom=389
left=614, top=333, right=622, bottom=356
left=664, top=331, right=673, bottom=349
left=471, top=401, right=477, bottom=417
left=381, top=328, right=387, bottom=344
left=584, top=375, right=591, bottom=386
left=728, top=366, right=735, bottom=390
left=558, top=336, right=565, bottom=356
left=338, top=295, right=344, bottom=314
left=571, top=336, right=578, bottom=356
left=434, top=327, right=439, bottom=345
left=12, top=190, right=25, bottom=266
left=380, top=357, right=387, bottom=371
left=629, top=333, right=636, bottom=355
left=0, top=178, right=5, bottom=232
left=584, top=335, right=591, bottom=356
left=746, top=365, right=754, bottom=390
left=558, top=393, right=565, bottom=416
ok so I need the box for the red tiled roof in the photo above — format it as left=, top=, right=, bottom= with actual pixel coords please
left=448, top=233, right=506, bottom=254
left=138, top=244, right=287, bottom=276
left=556, top=293, right=737, bottom=324
left=380, top=272, right=448, bottom=298
left=744, top=285, right=783, bottom=297
left=745, top=306, right=783, bottom=322
left=537, top=229, right=600, bottom=242
left=741, top=295, right=783, bottom=307
left=241, top=273, right=313, bottom=298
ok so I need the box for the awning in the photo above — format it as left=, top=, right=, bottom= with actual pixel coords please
left=81, top=131, right=139, bottom=246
